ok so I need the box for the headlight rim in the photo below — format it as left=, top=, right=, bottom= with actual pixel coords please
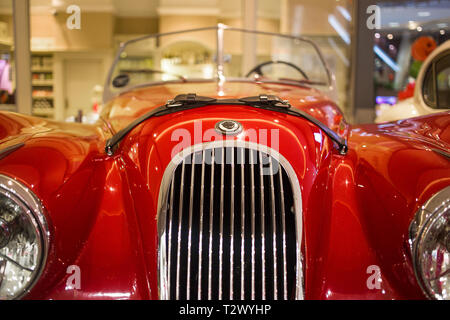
left=0, top=174, right=49, bottom=300
left=409, top=186, right=450, bottom=300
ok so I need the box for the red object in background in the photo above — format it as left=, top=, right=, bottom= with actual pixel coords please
left=411, top=36, right=437, bottom=62
left=398, top=82, right=416, bottom=101
left=0, top=81, right=449, bottom=300
left=92, top=101, right=99, bottom=113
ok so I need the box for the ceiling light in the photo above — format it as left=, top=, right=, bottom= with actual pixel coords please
left=336, top=6, right=351, bottom=22
left=417, top=11, right=431, bottom=17
left=408, top=21, right=418, bottom=30
left=328, top=14, right=350, bottom=45
left=374, top=45, right=400, bottom=72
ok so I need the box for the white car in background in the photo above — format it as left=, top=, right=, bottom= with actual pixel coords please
left=375, top=40, right=450, bottom=123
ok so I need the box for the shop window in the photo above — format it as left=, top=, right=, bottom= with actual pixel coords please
left=435, top=53, right=450, bottom=108
left=0, top=0, right=15, bottom=112
left=423, top=51, right=450, bottom=109
left=423, top=64, right=436, bottom=107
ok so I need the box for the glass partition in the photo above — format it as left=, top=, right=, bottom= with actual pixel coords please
left=0, top=0, right=15, bottom=112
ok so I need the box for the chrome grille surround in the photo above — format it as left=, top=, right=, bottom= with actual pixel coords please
left=157, top=140, right=304, bottom=300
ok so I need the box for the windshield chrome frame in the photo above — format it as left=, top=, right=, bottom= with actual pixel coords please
left=103, top=24, right=333, bottom=103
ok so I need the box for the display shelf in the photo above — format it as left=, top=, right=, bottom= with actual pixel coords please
left=32, top=96, right=54, bottom=99
left=118, top=56, right=153, bottom=72
left=32, top=80, right=53, bottom=86
left=31, top=68, right=53, bottom=73
left=31, top=53, right=54, bottom=118
left=32, top=108, right=54, bottom=117
left=0, top=104, right=16, bottom=112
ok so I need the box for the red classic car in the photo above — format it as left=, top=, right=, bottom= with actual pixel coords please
left=0, top=25, right=449, bottom=300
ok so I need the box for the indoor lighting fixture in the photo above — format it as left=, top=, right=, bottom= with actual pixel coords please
left=374, top=45, right=400, bottom=72
left=328, top=14, right=350, bottom=45
left=408, top=21, right=418, bottom=30
left=336, top=6, right=351, bottom=21
left=417, top=11, right=431, bottom=17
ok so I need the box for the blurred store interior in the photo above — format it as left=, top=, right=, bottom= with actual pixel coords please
left=0, top=0, right=448, bottom=123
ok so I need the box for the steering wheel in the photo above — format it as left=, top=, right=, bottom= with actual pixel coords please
left=246, top=60, right=309, bottom=80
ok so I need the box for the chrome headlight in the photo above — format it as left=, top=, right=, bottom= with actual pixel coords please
left=0, top=175, right=48, bottom=300
left=410, top=186, right=450, bottom=300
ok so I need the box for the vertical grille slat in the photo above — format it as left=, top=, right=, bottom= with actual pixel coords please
left=166, top=175, right=175, bottom=298
left=258, top=151, right=266, bottom=300
left=161, top=145, right=299, bottom=300
left=249, top=149, right=256, bottom=300
left=219, top=148, right=225, bottom=300
left=175, top=159, right=186, bottom=300
left=268, top=155, right=278, bottom=300
left=240, top=148, right=245, bottom=300
left=197, top=151, right=206, bottom=300
left=186, top=153, right=196, bottom=299
left=207, top=148, right=215, bottom=300
left=229, top=147, right=235, bottom=300
left=279, top=164, right=288, bottom=300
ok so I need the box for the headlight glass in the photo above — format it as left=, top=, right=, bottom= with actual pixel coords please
left=0, top=175, right=48, bottom=300
left=410, top=186, right=450, bottom=300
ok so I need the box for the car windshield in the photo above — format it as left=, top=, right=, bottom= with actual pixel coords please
left=103, top=25, right=332, bottom=102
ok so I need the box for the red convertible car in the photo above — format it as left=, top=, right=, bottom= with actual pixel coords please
left=0, top=25, right=449, bottom=300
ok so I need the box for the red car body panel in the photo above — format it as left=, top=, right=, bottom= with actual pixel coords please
left=0, top=81, right=449, bottom=299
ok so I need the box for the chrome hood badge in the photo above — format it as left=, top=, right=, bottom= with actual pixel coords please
left=215, top=120, right=243, bottom=136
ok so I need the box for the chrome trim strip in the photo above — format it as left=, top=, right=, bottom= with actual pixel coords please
left=175, top=159, right=186, bottom=300
left=250, top=149, right=256, bottom=300
left=157, top=140, right=304, bottom=300
left=268, top=155, right=278, bottom=299
left=186, top=153, right=196, bottom=299
left=166, top=175, right=175, bottom=298
left=158, top=207, right=168, bottom=298
left=0, top=143, right=25, bottom=161
left=229, top=146, right=235, bottom=300
left=432, top=148, right=450, bottom=160
left=197, top=151, right=206, bottom=300
left=219, top=148, right=225, bottom=300
left=279, top=168, right=288, bottom=300
left=0, top=174, right=50, bottom=300
left=258, top=151, right=267, bottom=300
left=240, top=147, right=245, bottom=300
left=207, top=148, right=215, bottom=300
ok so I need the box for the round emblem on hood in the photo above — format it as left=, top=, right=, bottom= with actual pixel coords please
left=215, top=120, right=243, bottom=135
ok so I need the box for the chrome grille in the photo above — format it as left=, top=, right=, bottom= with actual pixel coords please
left=158, top=143, right=302, bottom=300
